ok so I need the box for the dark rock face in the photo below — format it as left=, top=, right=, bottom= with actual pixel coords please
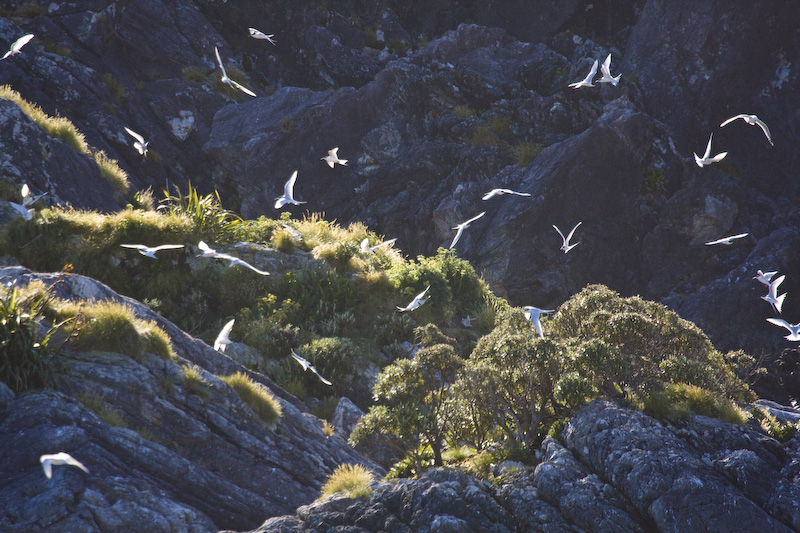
left=0, top=267, right=379, bottom=532
left=254, top=400, right=800, bottom=532
left=1, top=1, right=799, bottom=381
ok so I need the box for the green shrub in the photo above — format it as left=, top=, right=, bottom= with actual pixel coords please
left=159, top=182, right=241, bottom=238
left=750, top=408, right=799, bottom=442
left=0, top=281, right=65, bottom=392
left=221, top=371, right=282, bottom=424
left=319, top=464, right=374, bottom=499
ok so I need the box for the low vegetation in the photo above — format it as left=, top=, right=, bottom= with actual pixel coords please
left=221, top=371, right=282, bottom=424
left=51, top=299, right=175, bottom=362
left=0, top=85, right=129, bottom=192
left=353, top=284, right=756, bottom=477
left=0, top=281, right=65, bottom=392
left=319, top=464, right=374, bottom=500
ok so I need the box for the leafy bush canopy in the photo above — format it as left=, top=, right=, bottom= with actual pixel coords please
left=356, top=284, right=756, bottom=477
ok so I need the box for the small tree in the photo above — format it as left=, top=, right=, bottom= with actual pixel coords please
left=350, top=325, right=462, bottom=469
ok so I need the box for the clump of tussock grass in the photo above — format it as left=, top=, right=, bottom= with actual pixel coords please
left=220, top=371, right=282, bottom=424
left=0, top=85, right=130, bottom=191
left=53, top=299, right=175, bottom=362
left=319, top=464, right=374, bottom=500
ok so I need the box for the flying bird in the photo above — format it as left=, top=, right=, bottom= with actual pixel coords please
left=290, top=349, right=332, bottom=385
left=361, top=237, right=397, bottom=254
left=321, top=148, right=348, bottom=168
left=1, top=34, right=34, bottom=61
left=523, top=306, right=555, bottom=339
left=123, top=127, right=148, bottom=157
left=40, top=452, right=89, bottom=479
left=753, top=269, right=778, bottom=287
left=553, top=222, right=582, bottom=253
left=20, top=184, right=45, bottom=207
left=274, top=170, right=306, bottom=209
left=482, top=188, right=531, bottom=200
left=761, top=274, right=786, bottom=314
left=720, top=114, right=773, bottom=146
left=197, top=240, right=219, bottom=257
left=214, top=319, right=235, bottom=352
left=8, top=200, right=34, bottom=220
left=568, top=59, right=598, bottom=89
left=449, top=211, right=486, bottom=249
left=248, top=28, right=276, bottom=45
left=397, top=286, right=430, bottom=312
left=212, top=252, right=270, bottom=276
left=120, top=243, right=184, bottom=258
left=195, top=241, right=269, bottom=275
left=694, top=133, right=727, bottom=167
left=214, top=46, right=257, bottom=97
left=704, top=233, right=749, bottom=246
left=461, top=315, right=474, bottom=328
left=597, top=53, right=621, bottom=86
left=766, top=318, right=800, bottom=341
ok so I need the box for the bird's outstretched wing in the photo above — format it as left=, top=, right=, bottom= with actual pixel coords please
left=124, top=127, right=146, bottom=144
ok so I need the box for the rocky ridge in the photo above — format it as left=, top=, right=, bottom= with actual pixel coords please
left=245, top=400, right=800, bottom=532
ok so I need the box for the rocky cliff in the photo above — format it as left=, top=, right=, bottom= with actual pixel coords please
left=1, top=1, right=800, bottom=531
left=1, top=1, right=799, bottom=394
left=246, top=400, right=800, bottom=532
left=0, top=266, right=378, bottom=532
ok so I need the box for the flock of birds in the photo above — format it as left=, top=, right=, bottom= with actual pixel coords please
left=0, top=22, right=795, bottom=483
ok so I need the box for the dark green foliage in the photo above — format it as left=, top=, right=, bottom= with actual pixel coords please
left=351, top=324, right=463, bottom=470
left=642, top=383, right=746, bottom=425
left=159, top=182, right=242, bottom=239
left=0, top=284, right=64, bottom=392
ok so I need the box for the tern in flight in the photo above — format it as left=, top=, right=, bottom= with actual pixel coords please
left=214, top=46, right=257, bottom=97
left=449, top=211, right=486, bottom=249
left=214, top=319, right=235, bottom=352
left=321, top=148, right=348, bottom=168
left=123, top=127, right=148, bottom=157
left=40, top=452, right=89, bottom=479
left=597, top=53, right=621, bottom=86
left=704, top=233, right=749, bottom=246
left=1, top=34, right=34, bottom=60
left=290, top=350, right=332, bottom=385
left=274, top=171, right=306, bottom=209
left=753, top=270, right=778, bottom=287
left=523, top=306, right=555, bottom=338
left=248, top=28, right=276, bottom=45
left=120, top=243, right=184, bottom=258
left=195, top=241, right=269, bottom=275
left=694, top=133, right=727, bottom=167
left=553, top=222, right=582, bottom=253
left=20, top=184, right=45, bottom=207
left=482, top=188, right=531, bottom=200
left=761, top=275, right=786, bottom=314
left=568, top=59, right=598, bottom=89
left=397, top=286, right=430, bottom=312
left=361, top=237, right=397, bottom=254
left=720, top=114, right=773, bottom=146
left=766, top=318, right=800, bottom=341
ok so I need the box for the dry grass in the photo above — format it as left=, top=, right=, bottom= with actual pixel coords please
left=0, top=85, right=130, bottom=192
left=319, top=464, right=374, bottom=500
left=221, top=371, right=282, bottom=424
left=53, top=299, right=175, bottom=362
